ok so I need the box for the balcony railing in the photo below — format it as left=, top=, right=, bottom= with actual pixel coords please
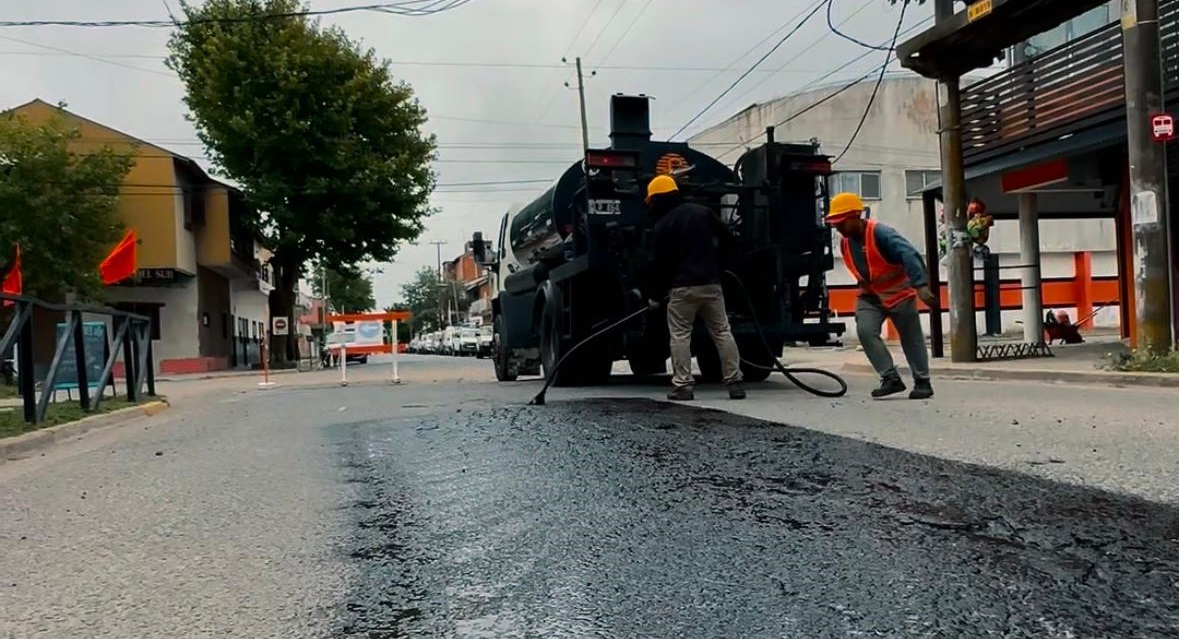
left=960, top=0, right=1179, bottom=164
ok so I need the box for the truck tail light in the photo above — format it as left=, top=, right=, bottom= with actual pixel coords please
left=585, top=149, right=639, bottom=170
left=786, top=159, right=833, bottom=175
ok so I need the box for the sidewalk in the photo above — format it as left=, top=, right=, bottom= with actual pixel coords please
left=818, top=334, right=1179, bottom=388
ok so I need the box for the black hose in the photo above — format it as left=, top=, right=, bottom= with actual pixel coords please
left=529, top=304, right=653, bottom=405
left=722, top=269, right=848, bottom=398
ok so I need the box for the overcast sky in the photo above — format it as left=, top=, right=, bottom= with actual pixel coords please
left=0, top=0, right=936, bottom=308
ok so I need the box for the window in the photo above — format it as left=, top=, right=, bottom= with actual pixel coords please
left=830, top=171, right=881, bottom=200
left=905, top=170, right=941, bottom=198
left=1020, top=4, right=1112, bottom=59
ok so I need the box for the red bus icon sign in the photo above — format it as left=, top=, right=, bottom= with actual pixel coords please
left=1151, top=114, right=1174, bottom=142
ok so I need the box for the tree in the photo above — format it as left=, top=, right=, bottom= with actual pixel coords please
left=0, top=109, right=133, bottom=301
left=398, top=266, right=468, bottom=334
left=166, top=0, right=437, bottom=363
left=310, top=263, right=375, bottom=313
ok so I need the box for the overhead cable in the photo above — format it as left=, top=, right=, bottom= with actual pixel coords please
left=0, top=0, right=475, bottom=28
left=668, top=0, right=828, bottom=140
left=825, top=0, right=891, bottom=51
left=832, top=0, right=910, bottom=164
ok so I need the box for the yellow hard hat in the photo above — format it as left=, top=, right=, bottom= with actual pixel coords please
left=645, top=174, right=678, bottom=204
left=826, top=192, right=864, bottom=224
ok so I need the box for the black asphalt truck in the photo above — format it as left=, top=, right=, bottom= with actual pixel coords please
left=470, top=94, right=845, bottom=387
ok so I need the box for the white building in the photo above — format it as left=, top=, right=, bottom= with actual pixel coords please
left=688, top=74, right=1119, bottom=337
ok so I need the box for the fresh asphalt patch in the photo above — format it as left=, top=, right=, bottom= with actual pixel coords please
left=330, top=398, right=1179, bottom=638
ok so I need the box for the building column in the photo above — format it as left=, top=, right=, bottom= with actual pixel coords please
left=1018, top=193, right=1044, bottom=343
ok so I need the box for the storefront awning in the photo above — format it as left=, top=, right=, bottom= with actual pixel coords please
left=917, top=119, right=1127, bottom=196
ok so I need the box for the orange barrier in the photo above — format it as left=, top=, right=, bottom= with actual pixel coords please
left=825, top=251, right=1118, bottom=341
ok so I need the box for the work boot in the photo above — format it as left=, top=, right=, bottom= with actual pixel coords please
left=909, top=378, right=934, bottom=400
left=667, top=386, right=695, bottom=401
left=871, top=374, right=906, bottom=398
left=728, top=382, right=746, bottom=400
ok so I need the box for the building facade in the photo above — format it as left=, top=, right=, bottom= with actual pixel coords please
left=944, top=0, right=1178, bottom=345
left=10, top=99, right=273, bottom=375
left=443, top=241, right=493, bottom=327
left=687, top=75, right=1120, bottom=336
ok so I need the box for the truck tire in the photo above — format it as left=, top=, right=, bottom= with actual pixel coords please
left=492, top=317, right=518, bottom=382
left=737, top=336, right=776, bottom=383
left=540, top=301, right=611, bottom=387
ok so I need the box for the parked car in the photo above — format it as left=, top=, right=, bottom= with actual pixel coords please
left=458, top=327, right=479, bottom=357
left=476, top=325, right=493, bottom=359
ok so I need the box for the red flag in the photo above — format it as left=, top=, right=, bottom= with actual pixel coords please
left=100, top=230, right=137, bottom=285
left=1, top=244, right=21, bottom=306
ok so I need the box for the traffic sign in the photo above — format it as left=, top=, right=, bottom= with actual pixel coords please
left=1151, top=113, right=1174, bottom=142
left=271, top=316, right=289, bottom=336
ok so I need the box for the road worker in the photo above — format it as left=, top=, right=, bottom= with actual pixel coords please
left=643, top=174, right=746, bottom=402
left=827, top=192, right=936, bottom=400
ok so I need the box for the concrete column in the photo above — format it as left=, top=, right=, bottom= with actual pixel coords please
left=1018, top=193, right=1044, bottom=343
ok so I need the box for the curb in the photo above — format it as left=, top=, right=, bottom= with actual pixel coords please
left=840, top=361, right=1179, bottom=388
left=156, top=368, right=305, bottom=383
left=1, top=400, right=170, bottom=463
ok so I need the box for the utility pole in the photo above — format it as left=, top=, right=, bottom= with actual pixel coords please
left=429, top=239, right=447, bottom=277
left=1122, top=0, right=1174, bottom=354
left=429, top=239, right=448, bottom=328
left=564, top=57, right=595, bottom=152
left=935, top=0, right=977, bottom=362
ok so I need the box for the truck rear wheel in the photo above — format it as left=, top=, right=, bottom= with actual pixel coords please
left=493, top=317, right=518, bottom=382
left=737, top=337, right=776, bottom=383
left=540, top=302, right=611, bottom=387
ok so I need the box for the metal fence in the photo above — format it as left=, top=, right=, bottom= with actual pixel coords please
left=1, top=293, right=156, bottom=424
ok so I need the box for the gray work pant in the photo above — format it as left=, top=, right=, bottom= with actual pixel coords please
left=855, top=295, right=930, bottom=382
left=667, top=284, right=743, bottom=389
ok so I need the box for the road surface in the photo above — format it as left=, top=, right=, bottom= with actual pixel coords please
left=2, top=354, right=1177, bottom=637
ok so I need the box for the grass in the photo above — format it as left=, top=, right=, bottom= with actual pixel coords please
left=0, top=384, right=17, bottom=398
left=1104, top=349, right=1179, bottom=373
left=0, top=395, right=140, bottom=439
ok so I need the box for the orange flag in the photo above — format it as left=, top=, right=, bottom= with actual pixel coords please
left=1, top=244, right=21, bottom=306
left=100, top=230, right=138, bottom=285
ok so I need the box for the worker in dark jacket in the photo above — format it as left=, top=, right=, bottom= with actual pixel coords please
left=827, top=192, right=937, bottom=400
left=644, top=174, right=745, bottom=402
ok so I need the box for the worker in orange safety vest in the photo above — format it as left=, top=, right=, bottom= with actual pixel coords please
left=827, top=192, right=937, bottom=400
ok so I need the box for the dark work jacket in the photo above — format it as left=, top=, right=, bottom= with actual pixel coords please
left=645, top=200, right=734, bottom=300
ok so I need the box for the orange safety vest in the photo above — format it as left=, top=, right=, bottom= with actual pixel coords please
left=840, top=219, right=917, bottom=309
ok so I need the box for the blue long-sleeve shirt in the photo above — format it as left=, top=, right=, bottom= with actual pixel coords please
left=844, top=222, right=929, bottom=294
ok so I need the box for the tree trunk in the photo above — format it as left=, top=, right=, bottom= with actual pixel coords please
left=267, top=252, right=301, bottom=367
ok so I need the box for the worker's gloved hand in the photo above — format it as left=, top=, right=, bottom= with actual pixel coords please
left=916, top=285, right=937, bottom=307
left=647, top=299, right=662, bottom=311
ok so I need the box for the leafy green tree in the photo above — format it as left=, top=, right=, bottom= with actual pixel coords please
left=398, top=266, right=468, bottom=334
left=166, top=0, right=437, bottom=363
left=310, top=263, right=375, bottom=313
left=0, top=108, right=133, bottom=301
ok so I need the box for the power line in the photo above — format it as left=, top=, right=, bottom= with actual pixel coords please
left=668, top=0, right=828, bottom=140
left=527, top=0, right=606, bottom=125
left=0, top=0, right=475, bottom=28
left=0, top=49, right=838, bottom=75
left=579, top=0, right=629, bottom=60
left=671, top=0, right=878, bottom=134
left=826, top=0, right=891, bottom=51
left=704, top=13, right=933, bottom=161
left=596, top=0, right=654, bottom=66
left=832, top=0, right=910, bottom=165
left=667, top=0, right=829, bottom=114
left=0, top=33, right=172, bottom=77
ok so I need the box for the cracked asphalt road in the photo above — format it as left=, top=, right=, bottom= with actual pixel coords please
left=2, top=355, right=1178, bottom=638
